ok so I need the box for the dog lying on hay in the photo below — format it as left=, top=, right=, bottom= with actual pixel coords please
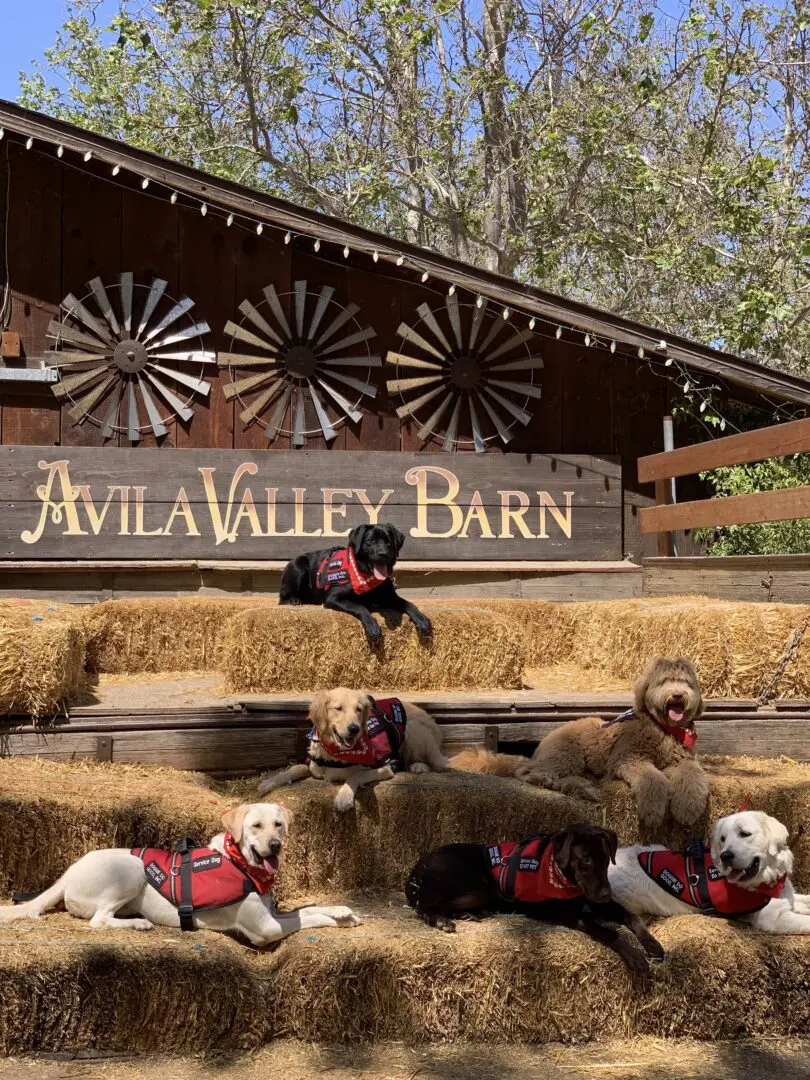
left=279, top=522, right=432, bottom=644
left=452, top=656, right=709, bottom=830
left=0, top=803, right=361, bottom=947
left=610, top=810, right=810, bottom=933
left=259, top=687, right=448, bottom=810
left=405, top=824, right=664, bottom=972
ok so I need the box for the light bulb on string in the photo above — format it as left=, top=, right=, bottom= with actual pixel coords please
left=343, top=245, right=350, bottom=258
left=83, top=151, right=92, bottom=162
left=226, top=213, right=234, bottom=227
left=284, top=231, right=292, bottom=244
left=0, top=128, right=5, bottom=140
left=638, top=346, right=645, bottom=358
left=256, top=222, right=263, bottom=234
left=373, top=250, right=379, bottom=262
left=25, top=137, right=33, bottom=150
left=314, top=238, right=321, bottom=252
left=700, top=400, right=708, bottom=413
left=556, top=326, right=563, bottom=339
left=111, top=164, right=120, bottom=176
left=142, top=178, right=150, bottom=190
left=448, top=283, right=456, bottom=296
left=200, top=202, right=207, bottom=216
left=665, top=357, right=674, bottom=366
left=421, top=272, right=429, bottom=282
left=610, top=340, right=616, bottom=353
left=476, top=295, right=484, bottom=309
left=396, top=255, right=405, bottom=266
left=529, top=317, right=536, bottom=330
left=502, top=307, right=510, bottom=320
left=56, top=145, right=64, bottom=158
left=585, top=333, right=591, bottom=347
left=170, top=191, right=178, bottom=204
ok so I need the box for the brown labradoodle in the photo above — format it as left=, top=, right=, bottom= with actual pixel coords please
left=451, top=657, right=709, bottom=829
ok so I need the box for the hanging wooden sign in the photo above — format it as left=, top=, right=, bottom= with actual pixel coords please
left=0, top=447, right=622, bottom=561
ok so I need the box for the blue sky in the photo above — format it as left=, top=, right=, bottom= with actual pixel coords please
left=0, top=1, right=114, bottom=103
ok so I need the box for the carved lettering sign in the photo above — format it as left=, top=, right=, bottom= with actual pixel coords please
left=0, top=448, right=622, bottom=561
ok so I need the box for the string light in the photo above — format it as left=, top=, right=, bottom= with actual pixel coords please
left=142, top=178, right=150, bottom=190
left=610, top=340, right=616, bottom=353
left=200, top=202, right=207, bottom=216
left=373, top=250, right=379, bottom=262
left=700, top=400, right=707, bottom=413
left=83, top=151, right=92, bottom=162
left=56, top=145, right=64, bottom=158
left=111, top=164, right=120, bottom=176
left=284, top=231, right=292, bottom=244
left=720, top=419, right=726, bottom=431
left=638, top=346, right=645, bottom=358
left=529, top=317, right=536, bottom=330
left=502, top=306, right=510, bottom=320
left=256, top=221, right=263, bottom=234
left=25, top=137, right=33, bottom=150
left=170, top=191, right=178, bottom=204
left=448, top=283, right=456, bottom=296
left=665, top=357, right=674, bottom=366
left=556, top=326, right=563, bottom=339
left=421, top=271, right=429, bottom=282
left=0, top=128, right=5, bottom=140
left=343, top=244, right=350, bottom=258
left=396, top=255, right=405, bottom=266
left=476, top=295, right=484, bottom=309
left=658, top=340, right=668, bottom=351
left=226, top=213, right=234, bottom=227
left=313, top=238, right=321, bottom=252
left=585, top=333, right=591, bottom=347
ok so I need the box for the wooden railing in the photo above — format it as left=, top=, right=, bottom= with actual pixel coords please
left=637, top=415, right=810, bottom=556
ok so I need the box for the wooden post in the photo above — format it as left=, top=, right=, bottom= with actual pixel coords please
left=655, top=413, right=675, bottom=557
left=662, top=415, right=678, bottom=557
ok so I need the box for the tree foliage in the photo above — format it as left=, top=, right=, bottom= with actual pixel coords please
left=18, top=0, right=810, bottom=380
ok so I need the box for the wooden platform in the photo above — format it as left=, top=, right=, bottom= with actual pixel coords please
left=5, top=692, right=810, bottom=774
left=644, top=553, right=810, bottom=603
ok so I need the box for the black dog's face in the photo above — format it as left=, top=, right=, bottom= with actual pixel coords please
left=553, top=824, right=617, bottom=905
left=349, top=523, right=405, bottom=582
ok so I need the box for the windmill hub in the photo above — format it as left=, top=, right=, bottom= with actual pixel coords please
left=449, top=356, right=481, bottom=389
left=114, top=339, right=149, bottom=374
left=284, top=344, right=318, bottom=378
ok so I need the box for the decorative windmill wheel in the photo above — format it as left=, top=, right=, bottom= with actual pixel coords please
left=386, top=297, right=543, bottom=452
left=221, top=281, right=380, bottom=444
left=48, top=274, right=214, bottom=440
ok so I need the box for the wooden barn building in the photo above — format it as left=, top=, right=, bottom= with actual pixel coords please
left=1, top=100, right=809, bottom=602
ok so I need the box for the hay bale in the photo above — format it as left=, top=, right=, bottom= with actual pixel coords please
left=222, top=604, right=524, bottom=692
left=0, top=759, right=223, bottom=894
left=3, top=905, right=810, bottom=1052
left=82, top=597, right=275, bottom=674
left=0, top=603, right=85, bottom=717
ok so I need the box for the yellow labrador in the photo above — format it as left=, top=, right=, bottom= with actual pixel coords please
left=0, top=803, right=361, bottom=947
left=259, top=688, right=448, bottom=810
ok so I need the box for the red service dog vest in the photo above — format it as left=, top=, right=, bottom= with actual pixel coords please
left=317, top=546, right=385, bottom=595
left=308, top=697, right=407, bottom=771
left=638, top=839, right=785, bottom=917
left=486, top=834, right=582, bottom=904
left=132, top=833, right=274, bottom=929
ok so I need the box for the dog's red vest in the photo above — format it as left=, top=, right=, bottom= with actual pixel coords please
left=316, top=546, right=384, bottom=595
left=132, top=832, right=275, bottom=927
left=308, top=697, right=407, bottom=770
left=638, top=839, right=786, bottom=917
left=485, top=835, right=582, bottom=904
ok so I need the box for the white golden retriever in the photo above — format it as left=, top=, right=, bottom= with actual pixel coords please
left=0, top=803, right=361, bottom=947
left=609, top=810, right=810, bottom=933
left=260, top=688, right=448, bottom=811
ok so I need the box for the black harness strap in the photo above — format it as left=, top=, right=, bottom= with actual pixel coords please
left=502, top=834, right=549, bottom=901
left=176, top=838, right=197, bottom=931
left=686, top=839, right=716, bottom=914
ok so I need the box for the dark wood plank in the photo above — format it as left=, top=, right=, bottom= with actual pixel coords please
left=638, top=416, right=810, bottom=483
left=1, top=392, right=60, bottom=446
left=640, top=485, right=810, bottom=534
left=0, top=446, right=622, bottom=560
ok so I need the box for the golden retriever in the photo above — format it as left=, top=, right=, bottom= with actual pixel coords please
left=259, top=688, right=448, bottom=810
left=452, top=657, right=709, bottom=829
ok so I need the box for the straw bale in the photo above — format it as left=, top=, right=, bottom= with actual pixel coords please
left=0, top=604, right=86, bottom=717
left=82, top=597, right=275, bottom=674
left=3, top=904, right=810, bottom=1052
left=222, top=604, right=524, bottom=692
left=0, top=759, right=223, bottom=895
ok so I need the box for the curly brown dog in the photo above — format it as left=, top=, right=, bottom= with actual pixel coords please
left=451, top=657, right=708, bottom=830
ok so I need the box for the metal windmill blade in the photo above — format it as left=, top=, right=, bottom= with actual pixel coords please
left=47, top=274, right=215, bottom=440
left=385, top=297, right=542, bottom=452
left=222, top=280, right=380, bottom=444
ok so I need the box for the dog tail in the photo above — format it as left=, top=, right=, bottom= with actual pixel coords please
left=0, top=875, right=66, bottom=923
left=448, top=747, right=526, bottom=777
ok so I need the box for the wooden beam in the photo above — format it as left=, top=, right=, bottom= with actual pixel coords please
left=640, top=484, right=810, bottom=534
left=639, top=416, right=810, bottom=483
left=654, top=479, right=674, bottom=556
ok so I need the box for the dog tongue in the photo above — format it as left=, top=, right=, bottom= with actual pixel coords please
left=263, top=855, right=278, bottom=875
left=373, top=563, right=389, bottom=581
left=668, top=706, right=685, bottom=723
left=726, top=868, right=744, bottom=883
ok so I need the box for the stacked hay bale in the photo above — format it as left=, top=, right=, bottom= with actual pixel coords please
left=0, top=600, right=85, bottom=717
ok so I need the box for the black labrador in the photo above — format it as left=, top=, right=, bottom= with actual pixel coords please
left=405, top=824, right=664, bottom=973
left=279, top=523, right=432, bottom=644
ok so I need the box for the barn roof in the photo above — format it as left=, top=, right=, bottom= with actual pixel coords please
left=2, top=98, right=810, bottom=407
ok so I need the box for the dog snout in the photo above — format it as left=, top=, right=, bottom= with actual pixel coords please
left=269, top=839, right=282, bottom=856
left=347, top=721, right=361, bottom=737
left=720, top=848, right=735, bottom=867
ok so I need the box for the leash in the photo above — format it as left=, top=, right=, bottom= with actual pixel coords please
left=758, top=617, right=810, bottom=704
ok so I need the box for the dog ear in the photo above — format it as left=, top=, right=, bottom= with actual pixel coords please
left=360, top=693, right=373, bottom=726
left=384, top=523, right=406, bottom=554
left=765, top=816, right=790, bottom=858
left=278, top=804, right=294, bottom=835
left=554, top=829, right=576, bottom=873
left=308, top=690, right=331, bottom=735
left=601, top=829, right=619, bottom=865
left=348, top=524, right=369, bottom=555
left=222, top=804, right=249, bottom=843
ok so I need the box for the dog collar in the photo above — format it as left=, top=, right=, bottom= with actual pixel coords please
left=222, top=831, right=276, bottom=895
left=602, top=707, right=697, bottom=750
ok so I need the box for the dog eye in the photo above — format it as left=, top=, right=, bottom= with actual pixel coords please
left=738, top=830, right=751, bottom=838
left=335, top=705, right=343, bottom=712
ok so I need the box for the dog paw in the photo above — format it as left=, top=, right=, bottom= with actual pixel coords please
left=409, top=762, right=431, bottom=774
left=323, top=906, right=360, bottom=926
left=333, top=787, right=356, bottom=812
left=132, top=919, right=154, bottom=931
left=364, top=624, right=383, bottom=645
left=620, top=946, right=651, bottom=975
left=413, top=615, right=432, bottom=637
left=642, top=935, right=665, bottom=960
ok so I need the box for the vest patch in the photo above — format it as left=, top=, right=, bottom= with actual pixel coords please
left=486, top=835, right=582, bottom=904
left=309, top=697, right=407, bottom=770
left=316, top=546, right=386, bottom=595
